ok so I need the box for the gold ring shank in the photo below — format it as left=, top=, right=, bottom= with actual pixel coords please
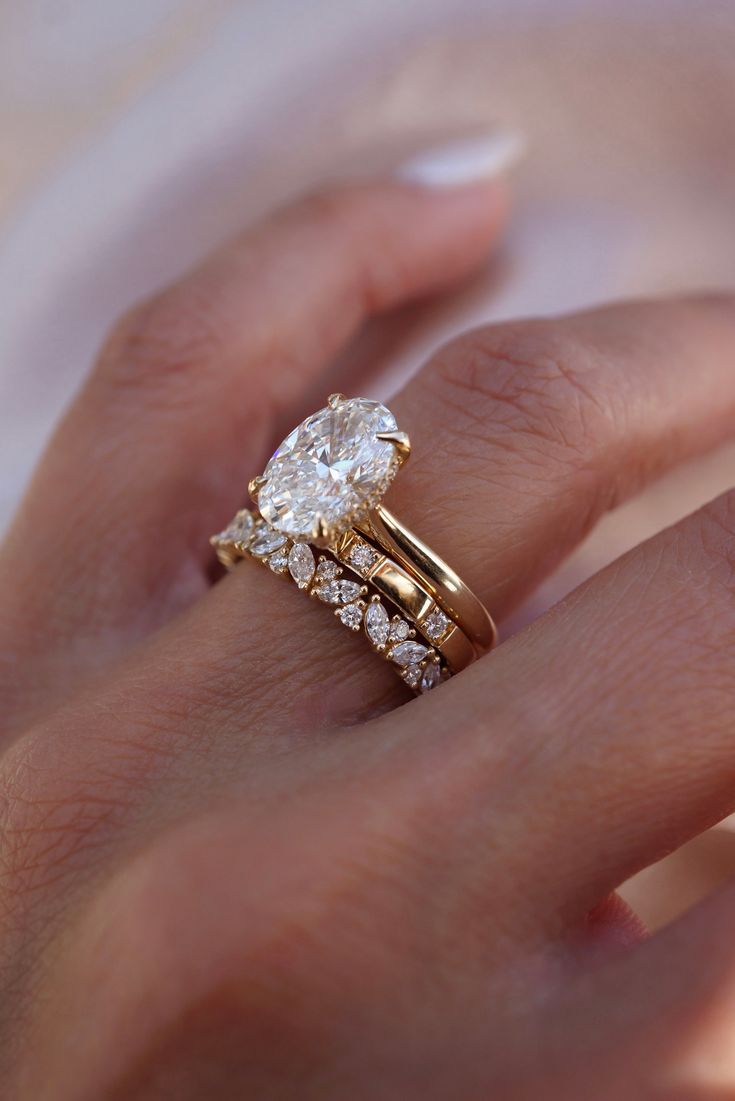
left=335, top=530, right=478, bottom=673
left=357, top=505, right=497, bottom=660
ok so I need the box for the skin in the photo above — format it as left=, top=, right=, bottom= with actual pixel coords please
left=1, top=176, right=735, bottom=1099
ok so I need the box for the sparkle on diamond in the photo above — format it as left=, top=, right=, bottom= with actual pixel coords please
left=257, top=398, right=399, bottom=539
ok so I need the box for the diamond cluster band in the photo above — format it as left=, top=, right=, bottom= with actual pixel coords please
left=210, top=394, right=496, bottom=698
left=212, top=510, right=448, bottom=693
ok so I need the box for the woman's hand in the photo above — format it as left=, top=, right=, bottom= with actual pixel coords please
left=2, top=173, right=735, bottom=1099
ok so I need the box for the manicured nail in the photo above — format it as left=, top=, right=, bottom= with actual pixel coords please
left=397, top=130, right=526, bottom=188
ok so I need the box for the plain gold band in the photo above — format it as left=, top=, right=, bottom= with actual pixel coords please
left=335, top=528, right=478, bottom=673
left=357, top=505, right=497, bottom=661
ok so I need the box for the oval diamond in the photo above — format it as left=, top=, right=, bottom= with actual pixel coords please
left=258, top=398, right=399, bottom=539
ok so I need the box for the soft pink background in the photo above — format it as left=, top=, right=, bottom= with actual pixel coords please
left=3, top=0, right=735, bottom=925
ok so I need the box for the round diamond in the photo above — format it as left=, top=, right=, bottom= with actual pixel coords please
left=387, top=619, right=410, bottom=643
left=258, top=398, right=399, bottom=539
left=315, top=559, right=341, bottom=581
left=402, top=664, right=423, bottom=689
left=336, top=603, right=364, bottom=630
left=268, top=548, right=290, bottom=573
left=349, top=541, right=379, bottom=575
left=423, top=608, right=451, bottom=642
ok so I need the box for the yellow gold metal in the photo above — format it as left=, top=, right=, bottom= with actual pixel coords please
left=357, top=505, right=497, bottom=659
left=248, top=474, right=266, bottom=502
left=375, top=430, right=411, bottom=466
left=212, top=393, right=498, bottom=693
left=309, top=515, right=332, bottom=546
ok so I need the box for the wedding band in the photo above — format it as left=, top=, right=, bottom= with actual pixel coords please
left=211, top=394, right=496, bottom=692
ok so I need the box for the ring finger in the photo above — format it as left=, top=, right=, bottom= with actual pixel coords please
left=7, top=295, right=735, bottom=901
left=173, top=292, right=735, bottom=730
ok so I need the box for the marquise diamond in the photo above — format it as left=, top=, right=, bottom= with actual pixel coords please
left=257, top=398, right=399, bottom=539
left=387, top=641, right=430, bottom=667
left=420, top=662, right=441, bottom=692
left=315, top=580, right=364, bottom=605
left=365, top=600, right=389, bottom=648
left=288, top=543, right=315, bottom=588
left=250, top=526, right=288, bottom=557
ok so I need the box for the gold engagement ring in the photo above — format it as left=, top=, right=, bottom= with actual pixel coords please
left=211, top=394, right=496, bottom=693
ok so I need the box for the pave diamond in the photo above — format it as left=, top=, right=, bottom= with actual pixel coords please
left=314, top=579, right=364, bottom=605
left=365, top=600, right=389, bottom=648
left=288, top=543, right=315, bottom=588
left=387, top=641, right=430, bottom=666
left=423, top=608, right=451, bottom=642
left=257, top=398, right=399, bottom=539
left=250, top=526, right=288, bottom=557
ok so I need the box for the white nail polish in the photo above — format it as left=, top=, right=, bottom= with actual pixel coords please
left=396, top=130, right=526, bottom=188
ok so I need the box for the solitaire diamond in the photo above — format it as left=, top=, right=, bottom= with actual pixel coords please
left=257, top=398, right=399, bottom=539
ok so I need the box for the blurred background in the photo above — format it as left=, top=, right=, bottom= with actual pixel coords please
left=3, top=0, right=735, bottom=927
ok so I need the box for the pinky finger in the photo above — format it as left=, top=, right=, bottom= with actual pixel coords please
left=555, top=881, right=735, bottom=1098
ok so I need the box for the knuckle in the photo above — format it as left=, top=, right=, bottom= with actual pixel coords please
left=90, top=811, right=402, bottom=1059
left=429, top=320, right=617, bottom=464
left=0, top=731, right=128, bottom=928
left=96, top=280, right=227, bottom=407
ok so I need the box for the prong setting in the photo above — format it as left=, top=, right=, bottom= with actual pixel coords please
left=310, top=515, right=332, bottom=547
left=375, top=429, right=411, bottom=466
left=248, top=474, right=266, bottom=503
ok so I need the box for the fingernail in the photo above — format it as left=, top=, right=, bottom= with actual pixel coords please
left=396, top=130, right=526, bottom=188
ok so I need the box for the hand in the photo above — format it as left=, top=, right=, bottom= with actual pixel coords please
left=2, top=171, right=735, bottom=1100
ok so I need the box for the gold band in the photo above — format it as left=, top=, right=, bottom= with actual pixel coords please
left=210, top=393, right=497, bottom=695
left=211, top=510, right=449, bottom=693
left=359, top=505, right=497, bottom=664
